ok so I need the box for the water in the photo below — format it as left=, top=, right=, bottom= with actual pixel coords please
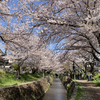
left=40, top=78, right=67, bottom=100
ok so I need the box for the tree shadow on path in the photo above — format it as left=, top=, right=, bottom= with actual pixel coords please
left=77, top=80, right=100, bottom=100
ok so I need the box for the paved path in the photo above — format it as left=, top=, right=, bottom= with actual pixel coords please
left=41, top=78, right=67, bottom=100
left=77, top=80, right=100, bottom=100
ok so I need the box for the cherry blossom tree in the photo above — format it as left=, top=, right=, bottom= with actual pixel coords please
left=1, top=0, right=100, bottom=76
left=28, top=0, right=100, bottom=70
left=11, top=0, right=100, bottom=63
left=2, top=34, right=40, bottom=77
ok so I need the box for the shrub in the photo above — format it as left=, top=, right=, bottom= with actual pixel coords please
left=13, top=63, right=18, bottom=71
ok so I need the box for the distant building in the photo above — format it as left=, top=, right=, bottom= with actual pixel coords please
left=0, top=49, right=4, bottom=57
left=94, top=61, right=100, bottom=67
left=0, top=49, right=5, bottom=66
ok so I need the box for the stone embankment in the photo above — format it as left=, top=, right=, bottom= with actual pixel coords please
left=0, top=75, right=54, bottom=100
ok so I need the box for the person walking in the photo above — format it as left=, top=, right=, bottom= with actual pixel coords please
left=88, top=74, right=90, bottom=81
left=78, top=73, right=79, bottom=79
left=82, top=74, right=84, bottom=79
left=90, top=73, right=92, bottom=80
left=80, top=73, right=82, bottom=79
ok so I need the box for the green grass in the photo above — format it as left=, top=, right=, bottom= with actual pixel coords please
left=92, top=73, right=100, bottom=86
left=67, top=81, right=75, bottom=100
left=75, top=82, right=86, bottom=100
left=0, top=71, right=45, bottom=88
left=28, top=96, right=36, bottom=100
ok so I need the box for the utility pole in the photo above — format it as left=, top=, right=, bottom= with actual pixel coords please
left=73, top=61, right=76, bottom=79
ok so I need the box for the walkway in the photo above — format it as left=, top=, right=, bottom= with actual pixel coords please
left=41, top=78, right=67, bottom=100
left=77, top=80, right=100, bottom=100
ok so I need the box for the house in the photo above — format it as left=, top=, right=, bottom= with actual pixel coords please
left=0, top=49, right=3, bottom=58
left=0, top=49, right=5, bottom=66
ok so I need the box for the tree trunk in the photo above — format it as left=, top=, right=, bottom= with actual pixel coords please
left=3, top=61, right=6, bottom=71
left=15, top=57, right=28, bottom=78
left=16, top=64, right=20, bottom=78
left=43, top=70, right=44, bottom=78
left=32, top=68, right=36, bottom=74
left=42, top=69, right=45, bottom=78
left=90, top=63, right=94, bottom=75
left=32, top=67, right=38, bottom=74
left=84, top=63, right=87, bottom=76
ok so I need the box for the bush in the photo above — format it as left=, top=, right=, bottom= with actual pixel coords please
left=13, top=63, right=18, bottom=71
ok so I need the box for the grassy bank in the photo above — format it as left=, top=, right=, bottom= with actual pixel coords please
left=75, top=82, right=86, bottom=100
left=92, top=73, right=100, bottom=86
left=0, top=71, right=49, bottom=88
left=0, top=75, right=54, bottom=100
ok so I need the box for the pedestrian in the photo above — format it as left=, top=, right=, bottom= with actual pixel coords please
left=76, top=74, right=78, bottom=79
left=55, top=74, right=58, bottom=78
left=82, top=74, right=84, bottom=79
left=18, top=75, right=21, bottom=79
left=90, top=73, right=92, bottom=80
left=80, top=73, right=82, bottom=79
left=86, top=75, right=88, bottom=79
left=78, top=73, right=79, bottom=79
left=88, top=74, right=90, bottom=81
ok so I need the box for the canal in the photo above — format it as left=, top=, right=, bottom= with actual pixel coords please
left=40, top=78, right=67, bottom=100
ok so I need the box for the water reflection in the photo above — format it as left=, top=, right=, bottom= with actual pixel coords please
left=40, top=78, right=67, bottom=100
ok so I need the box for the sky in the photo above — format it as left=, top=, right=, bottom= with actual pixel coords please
left=0, top=0, right=65, bottom=55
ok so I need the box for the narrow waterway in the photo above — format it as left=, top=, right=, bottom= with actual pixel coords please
left=41, top=78, right=67, bottom=100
